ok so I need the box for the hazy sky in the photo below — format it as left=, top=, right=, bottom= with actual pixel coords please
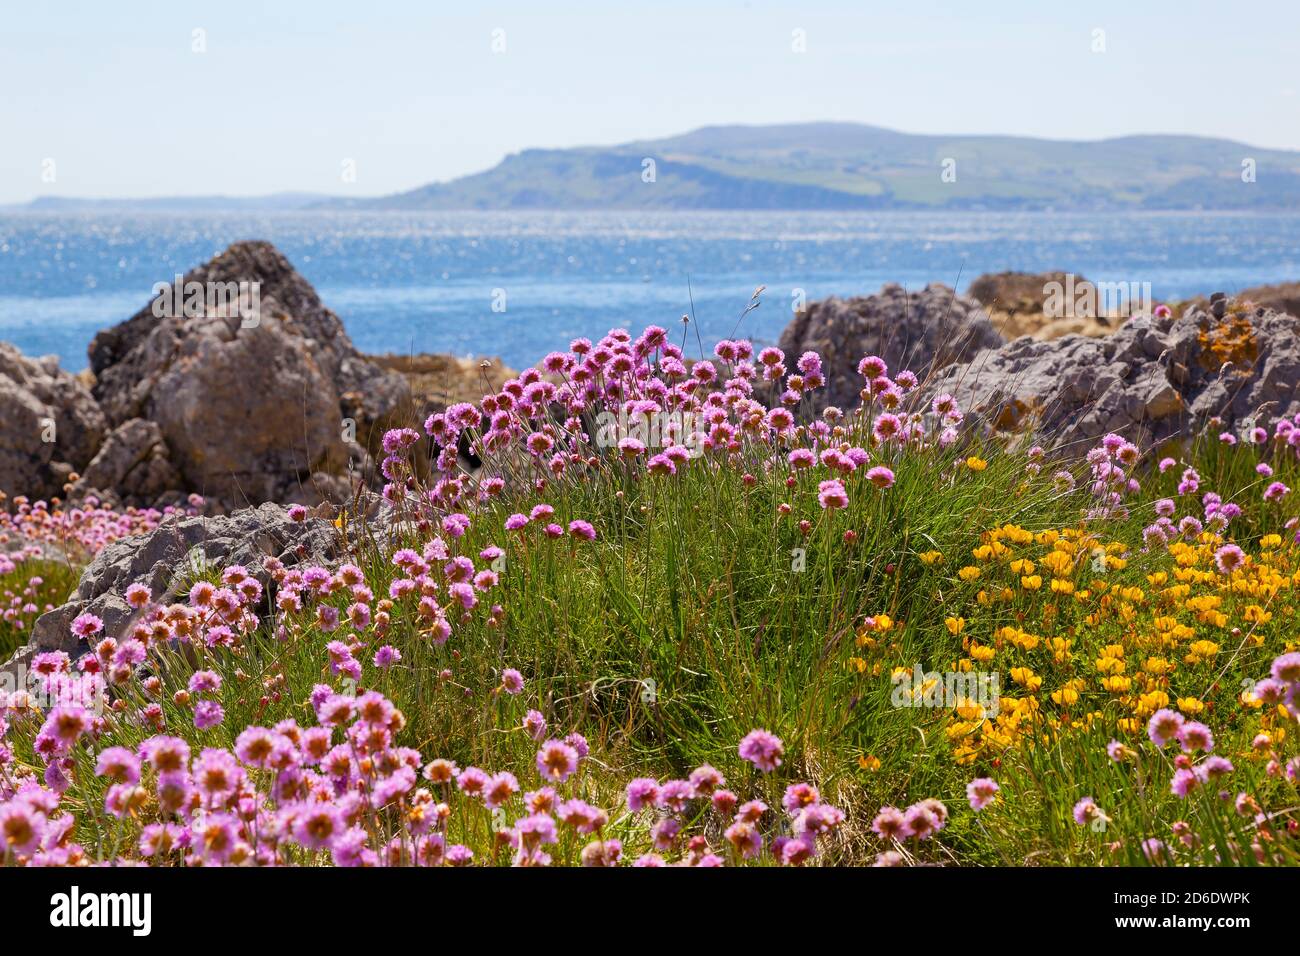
left=3, top=0, right=1297, bottom=203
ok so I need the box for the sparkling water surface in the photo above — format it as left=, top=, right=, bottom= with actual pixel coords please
left=1, top=210, right=1296, bottom=372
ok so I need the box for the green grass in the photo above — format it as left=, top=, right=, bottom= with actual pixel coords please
left=0, top=558, right=80, bottom=660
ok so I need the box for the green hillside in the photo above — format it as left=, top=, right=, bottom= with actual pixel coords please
left=341, top=122, right=1300, bottom=211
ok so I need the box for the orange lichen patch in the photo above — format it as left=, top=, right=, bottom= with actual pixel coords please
left=1197, top=314, right=1257, bottom=372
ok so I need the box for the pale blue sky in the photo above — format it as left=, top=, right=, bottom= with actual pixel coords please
left=2, top=0, right=1297, bottom=203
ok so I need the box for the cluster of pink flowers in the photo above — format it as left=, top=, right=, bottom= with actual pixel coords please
left=870, top=797, right=951, bottom=864
left=1083, top=433, right=1142, bottom=519
left=1163, top=413, right=1300, bottom=534
left=1267, top=412, right=1300, bottom=455
left=0, top=494, right=194, bottom=560
left=1088, top=652, right=1300, bottom=863
left=1254, top=652, right=1300, bottom=719
left=0, top=424, right=849, bottom=868
left=0, top=674, right=840, bottom=866
left=0, top=569, right=54, bottom=636
left=617, top=730, right=843, bottom=867
left=1143, top=709, right=1234, bottom=797
left=1, top=496, right=205, bottom=647
left=1143, top=486, right=1245, bottom=551
left=400, top=330, right=959, bottom=524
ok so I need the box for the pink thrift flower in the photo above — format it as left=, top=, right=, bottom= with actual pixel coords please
left=817, top=479, right=849, bottom=510
left=866, top=466, right=895, bottom=489
left=738, top=728, right=784, bottom=772
left=1148, top=708, right=1185, bottom=748
left=966, top=777, right=999, bottom=811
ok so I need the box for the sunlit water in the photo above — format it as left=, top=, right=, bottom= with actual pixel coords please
left=1, top=210, right=1297, bottom=371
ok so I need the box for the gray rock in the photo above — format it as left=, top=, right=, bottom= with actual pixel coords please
left=13, top=503, right=340, bottom=667
left=925, top=303, right=1300, bottom=448
left=72, top=418, right=183, bottom=505
left=88, top=241, right=413, bottom=506
left=0, top=343, right=107, bottom=501
left=777, top=283, right=1004, bottom=414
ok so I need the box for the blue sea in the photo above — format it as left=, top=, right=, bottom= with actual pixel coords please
left=1, top=210, right=1298, bottom=372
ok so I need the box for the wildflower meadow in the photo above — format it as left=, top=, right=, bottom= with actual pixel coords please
left=2, top=324, right=1299, bottom=871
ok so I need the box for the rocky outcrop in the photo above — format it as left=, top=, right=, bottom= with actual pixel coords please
left=87, top=241, right=413, bottom=506
left=0, top=343, right=107, bottom=502
left=71, top=419, right=183, bottom=505
left=3, top=503, right=340, bottom=679
left=966, top=271, right=1124, bottom=341
left=925, top=296, right=1300, bottom=448
left=1238, top=282, right=1300, bottom=319
left=370, top=353, right=516, bottom=422
left=1180, top=282, right=1300, bottom=321
left=777, top=283, right=1003, bottom=413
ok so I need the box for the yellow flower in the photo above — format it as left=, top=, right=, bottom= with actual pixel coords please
left=1050, top=637, right=1073, bottom=663
left=1020, top=574, right=1042, bottom=591
left=918, top=550, right=944, bottom=565
left=1177, top=697, right=1205, bottom=714
left=966, top=456, right=988, bottom=471
left=1051, top=685, right=1079, bottom=706
left=1243, top=605, right=1272, bottom=624
left=1000, top=626, right=1040, bottom=651
left=1137, top=689, right=1170, bottom=713
left=1000, top=524, right=1034, bottom=545
left=1010, top=666, right=1041, bottom=691
left=858, top=754, right=881, bottom=771
left=1095, top=656, right=1125, bottom=675
left=944, top=616, right=965, bottom=635
left=958, top=565, right=982, bottom=582
left=1040, top=551, right=1073, bottom=575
